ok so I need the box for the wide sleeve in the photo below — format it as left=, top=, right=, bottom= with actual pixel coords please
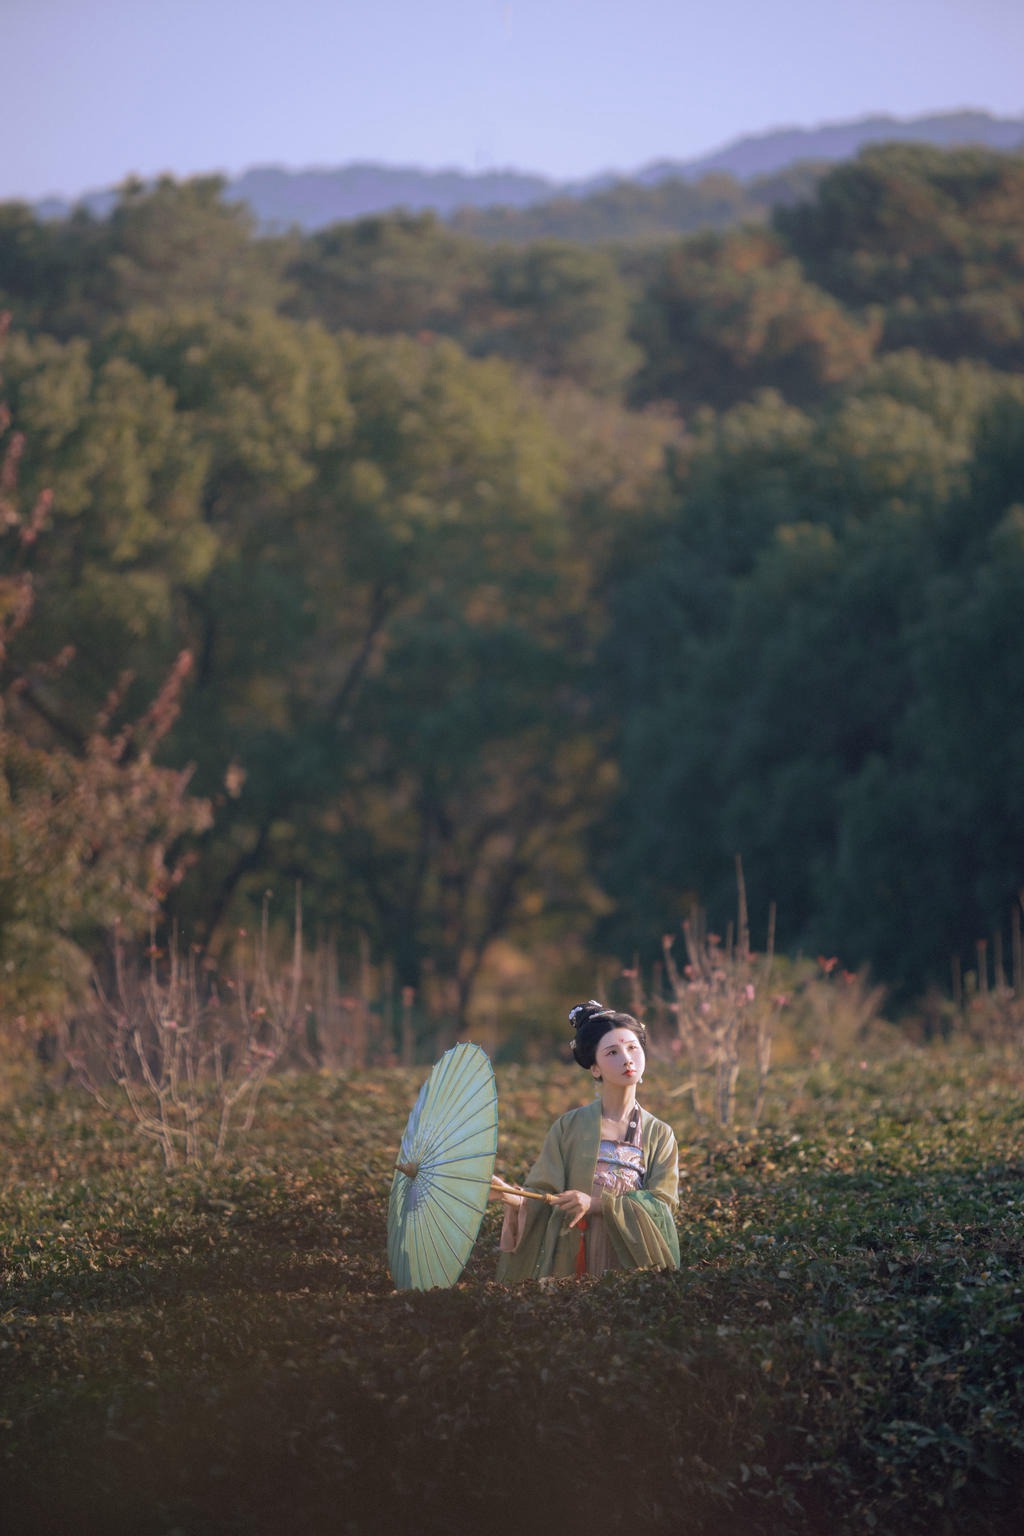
left=496, top=1104, right=608, bottom=1283
left=495, top=1119, right=568, bottom=1283
left=522, top=1118, right=571, bottom=1196
left=498, top=1113, right=567, bottom=1252
left=602, top=1115, right=681, bottom=1270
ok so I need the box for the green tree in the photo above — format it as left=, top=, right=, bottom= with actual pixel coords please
left=284, top=212, right=487, bottom=338
left=776, top=144, right=1024, bottom=369
left=596, top=358, right=1024, bottom=998
left=475, top=241, right=641, bottom=394
left=0, top=328, right=215, bottom=719
left=0, top=179, right=292, bottom=341
left=147, top=331, right=616, bottom=1030
left=98, top=176, right=291, bottom=318
left=0, top=202, right=111, bottom=338
left=1, top=301, right=615, bottom=1030
left=631, top=227, right=879, bottom=412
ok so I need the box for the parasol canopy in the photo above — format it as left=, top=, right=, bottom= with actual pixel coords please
left=387, top=1041, right=498, bottom=1290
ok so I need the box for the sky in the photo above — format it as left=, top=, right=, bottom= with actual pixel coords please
left=5, top=0, right=1023, bottom=201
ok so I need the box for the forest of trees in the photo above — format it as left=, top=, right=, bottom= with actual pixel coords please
left=2, top=142, right=1024, bottom=1041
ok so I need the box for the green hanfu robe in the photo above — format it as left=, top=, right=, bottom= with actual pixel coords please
left=496, top=1098, right=680, bottom=1282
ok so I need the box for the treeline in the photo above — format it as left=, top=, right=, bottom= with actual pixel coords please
left=447, top=162, right=826, bottom=244
left=2, top=142, right=1024, bottom=1035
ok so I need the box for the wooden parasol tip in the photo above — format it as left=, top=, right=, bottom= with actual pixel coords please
left=396, top=1160, right=420, bottom=1179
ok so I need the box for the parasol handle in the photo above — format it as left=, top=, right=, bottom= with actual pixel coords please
left=490, top=1174, right=557, bottom=1205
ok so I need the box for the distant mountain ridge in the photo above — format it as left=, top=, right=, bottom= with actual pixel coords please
left=630, top=108, right=1024, bottom=185
left=31, top=109, right=1024, bottom=232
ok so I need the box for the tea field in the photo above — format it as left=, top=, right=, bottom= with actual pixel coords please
left=2, top=1047, right=1023, bottom=1535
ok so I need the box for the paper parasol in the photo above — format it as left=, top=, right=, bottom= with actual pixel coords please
left=387, top=1042, right=498, bottom=1291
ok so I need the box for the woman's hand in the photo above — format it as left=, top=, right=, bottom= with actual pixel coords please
left=552, top=1189, right=591, bottom=1228
left=489, top=1175, right=524, bottom=1209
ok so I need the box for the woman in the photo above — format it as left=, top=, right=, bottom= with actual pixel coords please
left=493, top=1001, right=680, bottom=1281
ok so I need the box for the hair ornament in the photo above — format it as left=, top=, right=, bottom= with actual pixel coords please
left=568, top=999, right=604, bottom=1028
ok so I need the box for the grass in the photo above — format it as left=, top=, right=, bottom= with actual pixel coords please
left=2, top=1046, right=1023, bottom=1535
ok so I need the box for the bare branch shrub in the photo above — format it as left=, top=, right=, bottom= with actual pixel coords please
left=797, top=956, right=889, bottom=1056
left=956, top=896, right=1024, bottom=1047
left=64, top=895, right=306, bottom=1167
left=661, top=857, right=781, bottom=1128
left=296, top=928, right=382, bottom=1071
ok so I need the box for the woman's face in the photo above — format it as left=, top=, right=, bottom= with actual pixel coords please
left=591, top=1027, right=645, bottom=1087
